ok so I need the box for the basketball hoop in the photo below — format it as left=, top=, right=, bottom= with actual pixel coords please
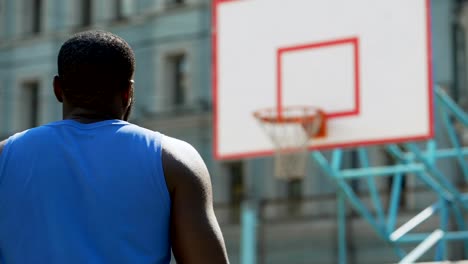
left=253, top=106, right=327, bottom=181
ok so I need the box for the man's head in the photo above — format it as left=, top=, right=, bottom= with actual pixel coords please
left=54, top=30, right=135, bottom=121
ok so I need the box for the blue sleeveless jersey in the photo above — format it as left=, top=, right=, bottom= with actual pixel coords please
left=0, top=120, right=171, bottom=263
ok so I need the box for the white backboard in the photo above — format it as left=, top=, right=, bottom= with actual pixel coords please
left=213, top=0, right=434, bottom=160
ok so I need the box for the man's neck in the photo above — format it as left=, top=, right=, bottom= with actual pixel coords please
left=64, top=107, right=122, bottom=124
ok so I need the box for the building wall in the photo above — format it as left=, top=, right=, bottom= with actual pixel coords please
left=0, top=0, right=467, bottom=263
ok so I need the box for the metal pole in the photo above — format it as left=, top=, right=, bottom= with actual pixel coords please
left=435, top=199, right=448, bottom=261
left=337, top=191, right=347, bottom=264
left=398, top=230, right=444, bottom=264
left=241, top=201, right=257, bottom=264
left=387, top=172, right=403, bottom=233
left=358, top=148, right=385, bottom=226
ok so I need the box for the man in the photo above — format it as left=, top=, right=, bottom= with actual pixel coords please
left=0, top=30, right=229, bottom=263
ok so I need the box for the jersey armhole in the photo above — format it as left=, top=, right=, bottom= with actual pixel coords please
left=0, top=134, right=19, bottom=183
left=153, top=132, right=172, bottom=211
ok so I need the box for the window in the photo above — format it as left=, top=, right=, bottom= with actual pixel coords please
left=25, top=0, right=42, bottom=35
left=113, top=0, right=134, bottom=21
left=22, top=81, right=40, bottom=128
left=114, top=0, right=123, bottom=20
left=0, top=0, right=3, bottom=42
left=227, top=161, right=244, bottom=223
left=114, top=0, right=133, bottom=20
left=80, top=0, right=92, bottom=27
left=453, top=1, right=468, bottom=105
left=166, top=0, right=185, bottom=8
left=287, top=179, right=302, bottom=214
left=166, top=54, right=189, bottom=108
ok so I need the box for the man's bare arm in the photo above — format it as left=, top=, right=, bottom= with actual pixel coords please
left=0, top=139, right=7, bottom=156
left=162, top=136, right=229, bottom=264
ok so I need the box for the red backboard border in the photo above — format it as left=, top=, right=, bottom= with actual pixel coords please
left=277, top=37, right=360, bottom=119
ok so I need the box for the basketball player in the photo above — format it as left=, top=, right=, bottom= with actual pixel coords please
left=0, top=31, right=229, bottom=263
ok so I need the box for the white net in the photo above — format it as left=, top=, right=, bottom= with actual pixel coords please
left=254, top=107, right=324, bottom=180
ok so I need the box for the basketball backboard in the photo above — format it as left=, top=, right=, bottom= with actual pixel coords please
left=213, top=0, right=433, bottom=160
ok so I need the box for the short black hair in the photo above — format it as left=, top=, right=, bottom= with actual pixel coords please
left=57, top=30, right=135, bottom=109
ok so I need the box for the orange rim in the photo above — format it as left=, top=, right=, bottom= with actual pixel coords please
left=253, top=106, right=323, bottom=123
left=253, top=106, right=327, bottom=138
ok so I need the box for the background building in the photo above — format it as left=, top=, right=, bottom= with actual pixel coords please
left=0, top=0, right=467, bottom=263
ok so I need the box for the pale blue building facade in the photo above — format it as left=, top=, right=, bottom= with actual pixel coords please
left=0, top=0, right=467, bottom=263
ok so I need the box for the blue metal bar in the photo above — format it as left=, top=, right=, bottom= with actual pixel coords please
left=450, top=204, right=468, bottom=256
left=398, top=233, right=438, bottom=243
left=341, top=164, right=425, bottom=179
left=435, top=199, right=448, bottom=261
left=463, top=194, right=468, bottom=202
left=312, top=151, right=387, bottom=240
left=335, top=177, right=408, bottom=257
left=331, top=149, right=343, bottom=170
left=401, top=147, right=468, bottom=161
left=405, top=143, right=467, bottom=210
left=358, top=148, right=385, bottom=226
left=440, top=106, right=468, bottom=181
left=331, top=149, right=347, bottom=264
left=426, top=140, right=437, bottom=164
left=337, top=191, right=347, bottom=264
left=398, top=231, right=468, bottom=243
left=390, top=203, right=439, bottom=242
left=398, top=229, right=444, bottom=264
left=386, top=146, right=454, bottom=201
left=435, top=87, right=468, bottom=125
left=240, top=202, right=257, bottom=264
left=386, top=145, right=406, bottom=160
left=444, top=231, right=468, bottom=240
left=330, top=149, right=405, bottom=257
left=413, top=171, right=455, bottom=202
left=387, top=172, right=403, bottom=233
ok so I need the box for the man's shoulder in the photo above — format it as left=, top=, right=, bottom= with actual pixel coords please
left=117, top=122, right=160, bottom=138
left=160, top=135, right=210, bottom=193
left=0, top=126, right=54, bottom=156
left=9, top=126, right=52, bottom=143
left=161, top=136, right=201, bottom=164
left=0, top=132, right=24, bottom=156
left=0, top=139, right=6, bottom=156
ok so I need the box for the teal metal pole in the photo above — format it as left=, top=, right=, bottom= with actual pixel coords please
left=401, top=147, right=468, bottom=160
left=390, top=203, right=439, bottom=242
left=387, top=172, right=403, bottom=233
left=312, top=151, right=387, bottom=240
left=398, top=231, right=468, bottom=243
left=405, top=144, right=465, bottom=207
left=337, top=191, right=347, bottom=264
left=313, top=151, right=408, bottom=259
left=398, top=230, right=444, bottom=264
left=241, top=201, right=257, bottom=264
left=450, top=204, right=468, bottom=257
left=435, top=199, right=448, bottom=261
left=357, top=148, right=385, bottom=226
left=387, top=146, right=454, bottom=201
left=406, top=143, right=468, bottom=204
left=435, top=88, right=468, bottom=125
left=426, top=140, right=437, bottom=164
left=330, top=150, right=347, bottom=264
left=341, top=164, right=425, bottom=179
left=440, top=106, right=468, bottom=181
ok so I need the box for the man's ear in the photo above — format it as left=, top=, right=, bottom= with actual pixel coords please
left=53, top=76, right=63, bottom=103
left=122, top=82, right=134, bottom=107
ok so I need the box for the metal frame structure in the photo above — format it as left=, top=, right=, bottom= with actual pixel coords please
left=240, top=86, right=468, bottom=264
